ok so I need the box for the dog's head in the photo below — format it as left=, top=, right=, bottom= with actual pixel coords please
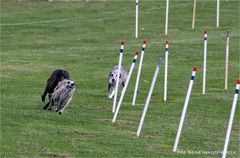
left=55, top=79, right=75, bottom=92
left=108, top=70, right=122, bottom=86
left=57, top=70, right=70, bottom=82
left=63, top=79, right=75, bottom=90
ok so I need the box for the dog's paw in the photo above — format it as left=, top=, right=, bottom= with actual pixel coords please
left=108, top=89, right=115, bottom=99
left=41, top=95, right=45, bottom=102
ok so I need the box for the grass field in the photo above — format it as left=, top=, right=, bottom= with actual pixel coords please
left=1, top=0, right=239, bottom=157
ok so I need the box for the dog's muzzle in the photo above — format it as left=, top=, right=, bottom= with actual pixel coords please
left=67, top=83, right=75, bottom=90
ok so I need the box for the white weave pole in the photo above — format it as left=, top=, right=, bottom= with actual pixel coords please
left=112, top=51, right=139, bottom=123
left=164, top=40, right=169, bottom=102
left=136, top=58, right=162, bottom=136
left=132, top=40, right=147, bottom=105
left=135, top=0, right=139, bottom=38
left=113, top=40, right=124, bottom=113
left=173, top=66, right=197, bottom=152
left=165, top=0, right=169, bottom=35
left=222, top=79, right=240, bottom=158
left=192, top=0, right=197, bottom=30
left=225, top=32, right=230, bottom=90
left=216, top=0, right=220, bottom=28
left=202, top=31, right=207, bottom=94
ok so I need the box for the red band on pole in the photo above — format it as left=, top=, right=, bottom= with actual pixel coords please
left=143, top=40, right=147, bottom=44
left=121, top=40, right=125, bottom=45
left=193, top=65, right=197, bottom=72
left=237, top=78, right=240, bottom=84
left=204, top=30, right=207, bottom=34
left=136, top=51, right=139, bottom=56
left=166, top=40, right=168, bottom=44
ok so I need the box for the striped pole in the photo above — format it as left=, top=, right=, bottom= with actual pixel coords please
left=113, top=40, right=124, bottom=113
left=192, top=0, right=196, bottom=30
left=135, top=0, right=139, bottom=38
left=112, top=51, right=139, bottom=123
left=164, top=40, right=169, bottom=102
left=222, top=78, right=240, bottom=158
left=216, top=0, right=220, bottom=28
left=173, top=66, right=197, bottom=152
left=202, top=31, right=207, bottom=94
left=132, top=40, right=147, bottom=105
left=165, top=0, right=169, bottom=35
left=137, top=58, right=162, bottom=136
left=225, top=32, right=230, bottom=90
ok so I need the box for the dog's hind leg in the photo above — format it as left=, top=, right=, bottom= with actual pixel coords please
left=47, top=105, right=53, bottom=111
left=46, top=99, right=55, bottom=111
left=43, top=102, right=50, bottom=110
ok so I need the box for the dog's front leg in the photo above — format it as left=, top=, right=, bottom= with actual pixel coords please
left=108, top=84, right=111, bottom=93
left=58, top=96, right=73, bottom=114
left=41, top=89, right=48, bottom=102
left=43, top=102, right=50, bottom=110
left=122, top=82, right=125, bottom=88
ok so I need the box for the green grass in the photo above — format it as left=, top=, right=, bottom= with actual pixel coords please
left=1, top=0, right=239, bottom=157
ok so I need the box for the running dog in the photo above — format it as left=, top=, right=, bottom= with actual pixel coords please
left=108, top=65, right=128, bottom=98
left=46, top=79, right=75, bottom=114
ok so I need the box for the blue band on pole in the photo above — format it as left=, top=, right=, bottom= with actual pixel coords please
left=136, top=2, right=138, bottom=5
left=165, top=48, right=168, bottom=51
left=191, top=76, right=195, bottom=80
left=133, top=59, right=137, bottom=63
left=142, top=47, right=145, bottom=51
left=204, top=37, right=207, bottom=40
left=235, top=89, right=239, bottom=94
left=120, top=49, right=123, bottom=53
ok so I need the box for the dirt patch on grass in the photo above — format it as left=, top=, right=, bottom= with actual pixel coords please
left=57, top=130, right=91, bottom=136
left=40, top=148, right=70, bottom=158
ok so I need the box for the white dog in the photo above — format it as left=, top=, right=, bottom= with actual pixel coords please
left=47, top=79, right=75, bottom=114
left=108, top=65, right=128, bottom=98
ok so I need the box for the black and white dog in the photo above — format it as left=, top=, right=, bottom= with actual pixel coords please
left=47, top=79, right=75, bottom=114
left=42, top=69, right=70, bottom=109
left=108, top=65, right=128, bottom=98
